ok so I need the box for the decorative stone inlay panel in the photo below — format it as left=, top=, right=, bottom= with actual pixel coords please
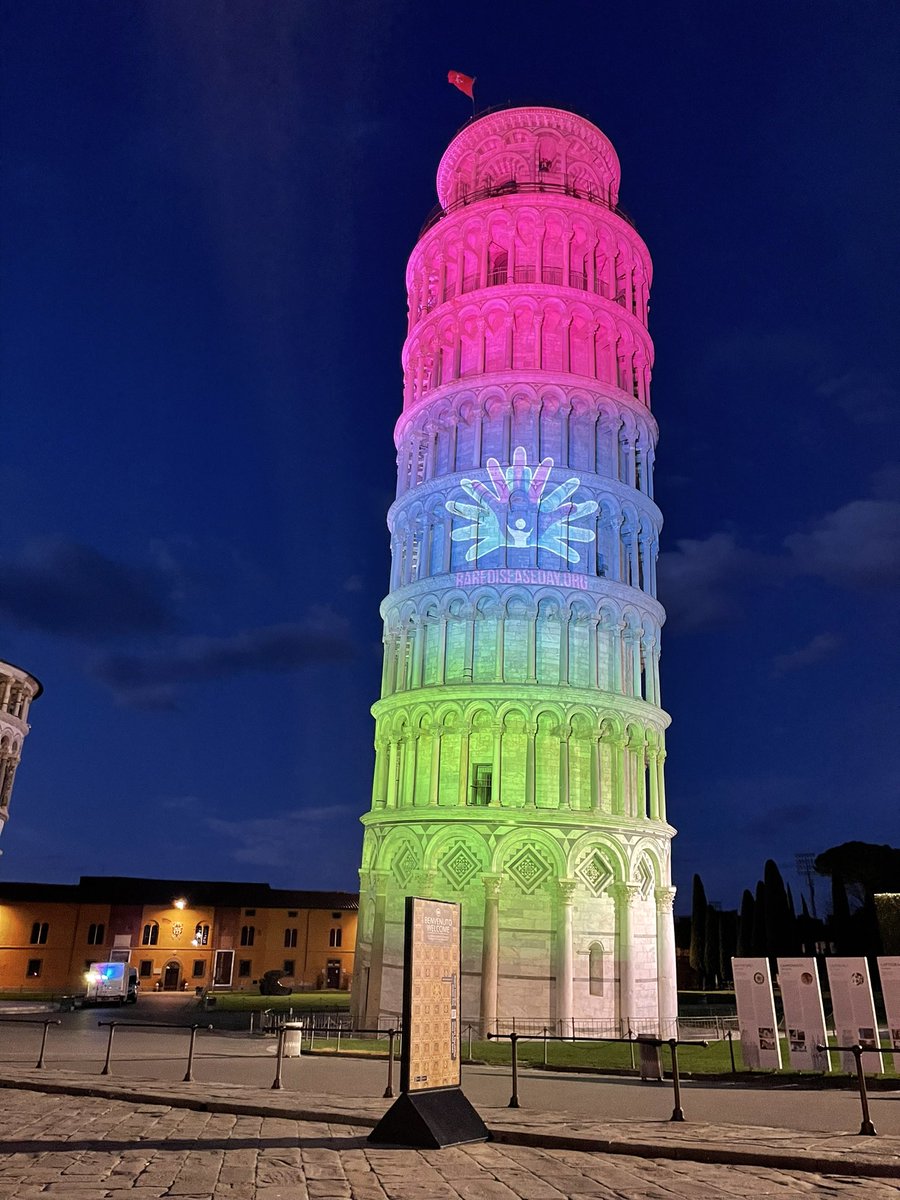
left=438, top=841, right=480, bottom=891
left=637, top=857, right=654, bottom=900
left=506, top=844, right=553, bottom=895
left=392, top=843, right=417, bottom=888
left=576, top=849, right=614, bottom=897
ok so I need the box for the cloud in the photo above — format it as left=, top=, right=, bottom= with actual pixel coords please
left=772, top=633, right=840, bottom=677
left=817, top=373, right=899, bottom=424
left=742, top=801, right=819, bottom=841
left=206, top=805, right=355, bottom=869
left=657, top=533, right=767, bottom=632
left=784, top=499, right=900, bottom=587
left=0, top=539, right=174, bottom=638
left=92, top=620, right=356, bottom=706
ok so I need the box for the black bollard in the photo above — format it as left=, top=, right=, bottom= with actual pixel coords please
left=35, top=1020, right=58, bottom=1070
left=271, top=1025, right=286, bottom=1091
left=383, top=1029, right=396, bottom=1099
left=668, top=1039, right=684, bottom=1121
left=509, top=1033, right=521, bottom=1109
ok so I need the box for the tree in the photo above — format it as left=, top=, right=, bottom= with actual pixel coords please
left=737, top=889, right=755, bottom=957
left=763, top=859, right=794, bottom=958
left=752, top=880, right=767, bottom=956
left=815, top=842, right=900, bottom=905
left=831, top=871, right=851, bottom=953
left=719, top=909, right=737, bottom=983
left=704, top=905, right=721, bottom=988
left=689, top=875, right=708, bottom=986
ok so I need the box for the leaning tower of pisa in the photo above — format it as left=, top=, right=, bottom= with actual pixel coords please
left=0, top=661, right=42, bottom=841
left=351, top=107, right=676, bottom=1036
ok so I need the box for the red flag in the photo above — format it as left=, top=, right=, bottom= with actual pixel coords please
left=447, top=70, right=475, bottom=99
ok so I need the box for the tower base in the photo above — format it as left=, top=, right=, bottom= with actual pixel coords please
left=368, top=1087, right=488, bottom=1148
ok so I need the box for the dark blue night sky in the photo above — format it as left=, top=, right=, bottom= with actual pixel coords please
left=1, top=1, right=898, bottom=910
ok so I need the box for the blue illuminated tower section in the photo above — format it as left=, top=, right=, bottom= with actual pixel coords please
left=351, top=107, right=676, bottom=1036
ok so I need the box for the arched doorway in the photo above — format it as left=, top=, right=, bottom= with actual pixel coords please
left=162, top=961, right=181, bottom=991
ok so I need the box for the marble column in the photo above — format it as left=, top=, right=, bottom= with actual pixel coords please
left=612, top=882, right=641, bottom=1035
left=556, top=879, right=578, bottom=1033
left=655, top=885, right=678, bottom=1036
left=480, top=874, right=503, bottom=1035
left=363, top=870, right=391, bottom=1028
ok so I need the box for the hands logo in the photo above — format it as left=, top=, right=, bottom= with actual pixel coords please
left=446, top=447, right=598, bottom=564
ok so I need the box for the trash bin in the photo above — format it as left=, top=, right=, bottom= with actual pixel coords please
left=283, top=1021, right=303, bottom=1057
left=637, top=1037, right=662, bottom=1081
left=58, top=995, right=75, bottom=1013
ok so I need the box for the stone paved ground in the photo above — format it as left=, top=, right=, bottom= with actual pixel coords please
left=0, top=1089, right=899, bottom=1200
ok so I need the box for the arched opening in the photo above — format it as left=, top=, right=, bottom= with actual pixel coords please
left=589, top=942, right=605, bottom=997
left=162, top=961, right=181, bottom=991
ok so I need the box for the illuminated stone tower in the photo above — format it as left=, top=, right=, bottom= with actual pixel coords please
left=0, top=660, right=42, bottom=841
left=351, top=107, right=676, bottom=1035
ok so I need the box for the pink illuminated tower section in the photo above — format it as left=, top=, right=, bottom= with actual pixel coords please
left=352, top=107, right=676, bottom=1035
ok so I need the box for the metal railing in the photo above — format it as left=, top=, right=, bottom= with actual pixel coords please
left=419, top=179, right=637, bottom=237
left=488, top=1031, right=709, bottom=1120
left=98, top=1020, right=213, bottom=1082
left=0, top=1016, right=61, bottom=1068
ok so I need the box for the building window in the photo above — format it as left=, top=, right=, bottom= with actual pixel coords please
left=284, top=927, right=297, bottom=948
left=331, top=912, right=342, bottom=920
left=283, top=959, right=295, bottom=976
left=244, top=909, right=256, bottom=916
left=87, top=922, right=105, bottom=945
left=141, top=922, right=159, bottom=946
left=193, top=923, right=210, bottom=946
left=192, top=960, right=205, bottom=978
left=240, top=925, right=255, bottom=947
left=139, top=960, right=153, bottom=978
left=329, top=928, right=342, bottom=948
left=287, top=910, right=298, bottom=918
left=26, top=959, right=42, bottom=978
left=470, top=764, right=492, bottom=806
left=30, top=921, right=49, bottom=945
left=238, top=959, right=251, bottom=978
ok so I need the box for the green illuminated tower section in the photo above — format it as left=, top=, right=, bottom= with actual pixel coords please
left=351, top=107, right=677, bottom=1035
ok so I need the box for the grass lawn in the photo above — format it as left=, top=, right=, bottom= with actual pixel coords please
left=207, top=991, right=350, bottom=1012
left=299, top=1032, right=899, bottom=1080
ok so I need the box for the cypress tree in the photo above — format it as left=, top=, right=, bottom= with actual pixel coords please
left=689, top=874, right=708, bottom=986
left=737, top=889, right=755, bottom=957
left=704, top=905, right=721, bottom=989
left=719, top=910, right=737, bottom=983
left=764, top=859, right=792, bottom=959
left=752, top=879, right=767, bottom=955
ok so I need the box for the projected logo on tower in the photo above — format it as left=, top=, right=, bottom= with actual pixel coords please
left=446, top=447, right=598, bottom=564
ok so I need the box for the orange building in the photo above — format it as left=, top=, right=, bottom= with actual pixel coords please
left=0, top=876, right=358, bottom=996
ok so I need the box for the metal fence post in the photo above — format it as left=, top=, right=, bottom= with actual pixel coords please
left=336, top=1025, right=342, bottom=1054
left=271, top=1025, right=286, bottom=1091
left=852, top=1045, right=877, bottom=1136
left=508, top=1032, right=520, bottom=1108
left=467, top=1024, right=473, bottom=1060
left=668, top=1039, right=684, bottom=1121
left=183, top=1025, right=200, bottom=1083
left=727, top=1028, right=736, bottom=1074
left=35, top=1020, right=58, bottom=1069
left=383, top=1028, right=396, bottom=1099
left=100, top=1023, right=117, bottom=1076
left=543, top=1025, right=549, bottom=1067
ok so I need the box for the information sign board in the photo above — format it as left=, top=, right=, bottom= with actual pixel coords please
left=732, top=957, right=782, bottom=1069
left=825, top=957, right=883, bottom=1073
left=877, top=957, right=900, bottom=1073
left=400, top=897, right=460, bottom=1093
left=777, top=958, right=830, bottom=1072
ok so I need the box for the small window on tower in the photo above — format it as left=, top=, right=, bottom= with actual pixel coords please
left=470, top=764, right=492, bottom=807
